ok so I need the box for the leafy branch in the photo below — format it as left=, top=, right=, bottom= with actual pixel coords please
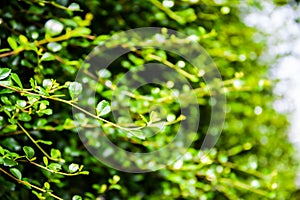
left=0, top=167, right=63, bottom=200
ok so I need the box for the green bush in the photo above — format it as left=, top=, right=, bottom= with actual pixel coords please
left=0, top=0, right=298, bottom=199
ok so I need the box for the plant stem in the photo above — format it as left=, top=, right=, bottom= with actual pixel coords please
left=17, top=122, right=62, bottom=162
left=0, top=167, right=63, bottom=200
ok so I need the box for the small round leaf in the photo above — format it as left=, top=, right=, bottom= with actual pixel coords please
left=96, top=100, right=111, bottom=116
left=23, top=146, right=35, bottom=159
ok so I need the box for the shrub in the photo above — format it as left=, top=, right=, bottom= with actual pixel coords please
left=0, top=0, right=298, bottom=199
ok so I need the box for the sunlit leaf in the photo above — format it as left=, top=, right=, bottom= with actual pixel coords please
left=68, top=82, right=82, bottom=100
left=96, top=100, right=111, bottom=116
left=0, top=68, right=11, bottom=80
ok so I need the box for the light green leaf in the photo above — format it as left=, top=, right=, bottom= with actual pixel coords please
left=44, top=182, right=50, bottom=190
left=11, top=73, right=23, bottom=89
left=0, top=146, right=4, bottom=155
left=23, top=146, right=35, bottom=159
left=72, top=27, right=91, bottom=37
left=2, top=124, right=18, bottom=133
left=42, top=79, right=53, bottom=90
left=96, top=100, right=111, bottom=116
left=16, top=100, right=26, bottom=108
left=19, top=35, right=28, bottom=45
left=45, top=19, right=64, bottom=36
left=68, top=82, right=82, bottom=99
left=10, top=168, right=22, bottom=179
left=41, top=52, right=55, bottom=61
left=69, top=163, right=79, bottom=173
left=68, top=3, right=81, bottom=11
left=72, top=195, right=83, bottom=200
left=79, top=171, right=89, bottom=175
left=43, top=156, right=48, bottom=166
left=47, top=42, right=62, bottom=52
left=48, top=163, right=62, bottom=171
left=37, top=140, right=52, bottom=145
left=0, top=48, right=11, bottom=53
left=7, top=37, right=18, bottom=50
left=0, top=68, right=11, bottom=80
left=50, top=148, right=61, bottom=159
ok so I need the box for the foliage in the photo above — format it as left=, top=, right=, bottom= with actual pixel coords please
left=0, top=0, right=298, bottom=199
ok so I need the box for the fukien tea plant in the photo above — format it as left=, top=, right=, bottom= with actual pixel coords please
left=0, top=0, right=298, bottom=199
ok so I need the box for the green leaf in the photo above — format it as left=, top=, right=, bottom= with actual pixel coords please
left=48, top=163, right=62, bottom=171
left=2, top=124, right=18, bottom=133
left=41, top=52, right=55, bottom=61
left=11, top=73, right=23, bottom=89
left=23, top=146, right=35, bottom=159
left=72, top=27, right=91, bottom=37
left=0, top=48, right=11, bottom=53
left=0, top=89, right=14, bottom=95
left=0, top=68, right=12, bottom=80
left=72, top=195, right=83, bottom=200
left=16, top=100, right=27, bottom=108
left=79, top=171, right=89, bottom=175
left=1, top=96, right=11, bottom=105
left=50, top=148, right=61, bottom=159
left=45, top=19, right=64, bottom=36
left=69, top=163, right=79, bottom=173
left=96, top=100, right=111, bottom=116
left=10, top=168, right=22, bottom=179
left=68, top=82, right=82, bottom=99
left=37, top=140, right=52, bottom=145
left=18, top=112, right=32, bottom=122
left=0, top=146, right=4, bottom=155
left=43, top=156, right=48, bottom=166
left=7, top=37, right=18, bottom=50
left=47, top=42, right=62, bottom=52
left=3, top=158, right=18, bottom=167
left=19, top=35, right=28, bottom=46
left=44, top=182, right=50, bottom=190
left=42, top=79, right=53, bottom=90
left=68, top=3, right=81, bottom=11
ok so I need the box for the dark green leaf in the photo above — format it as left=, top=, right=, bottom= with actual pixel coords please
left=3, top=158, right=18, bottom=167
left=23, top=146, right=35, bottom=159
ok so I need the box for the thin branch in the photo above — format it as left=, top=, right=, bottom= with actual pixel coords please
left=0, top=167, right=63, bottom=200
left=17, top=122, right=62, bottom=162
